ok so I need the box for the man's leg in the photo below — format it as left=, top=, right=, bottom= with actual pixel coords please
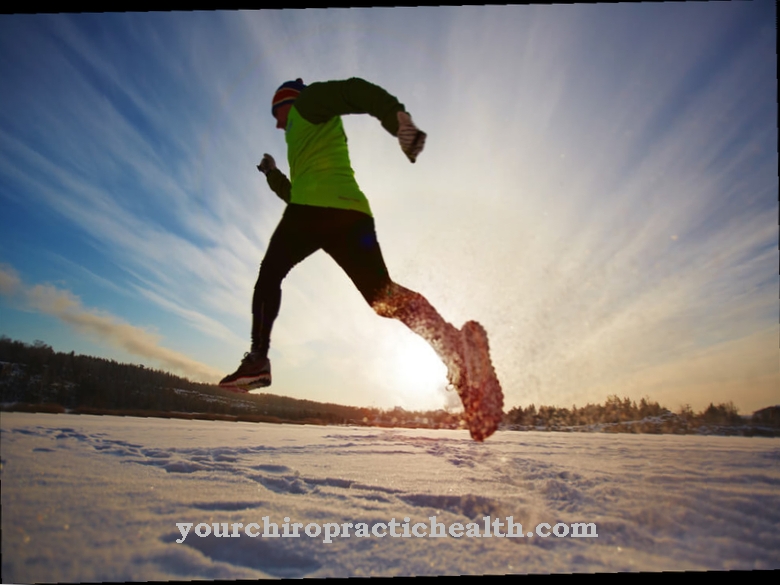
left=251, top=205, right=324, bottom=357
left=220, top=205, right=321, bottom=388
left=324, top=210, right=503, bottom=441
left=323, top=212, right=465, bottom=388
left=370, top=282, right=466, bottom=387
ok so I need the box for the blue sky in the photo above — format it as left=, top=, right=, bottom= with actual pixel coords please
left=0, top=4, right=777, bottom=414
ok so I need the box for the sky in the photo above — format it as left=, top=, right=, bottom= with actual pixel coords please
left=0, top=4, right=777, bottom=414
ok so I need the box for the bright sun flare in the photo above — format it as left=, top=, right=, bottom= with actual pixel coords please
left=392, top=333, right=449, bottom=411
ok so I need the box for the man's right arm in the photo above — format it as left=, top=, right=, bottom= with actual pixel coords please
left=266, top=168, right=291, bottom=204
left=258, top=153, right=290, bottom=203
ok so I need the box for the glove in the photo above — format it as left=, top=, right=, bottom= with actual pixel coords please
left=257, top=153, right=277, bottom=175
left=397, top=111, right=426, bottom=163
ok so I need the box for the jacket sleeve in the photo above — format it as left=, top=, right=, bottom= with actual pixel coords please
left=292, top=78, right=407, bottom=136
left=266, top=168, right=291, bottom=204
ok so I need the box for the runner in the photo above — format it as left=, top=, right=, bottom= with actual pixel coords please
left=219, top=77, right=503, bottom=440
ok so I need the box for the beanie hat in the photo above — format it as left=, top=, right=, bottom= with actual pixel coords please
left=272, top=78, right=306, bottom=116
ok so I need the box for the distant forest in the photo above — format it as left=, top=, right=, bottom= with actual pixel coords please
left=1, top=336, right=778, bottom=436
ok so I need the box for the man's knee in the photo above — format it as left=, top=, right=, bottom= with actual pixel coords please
left=254, top=275, right=278, bottom=297
left=370, top=283, right=422, bottom=319
left=252, top=264, right=285, bottom=312
left=369, top=282, right=396, bottom=318
left=255, top=256, right=290, bottom=292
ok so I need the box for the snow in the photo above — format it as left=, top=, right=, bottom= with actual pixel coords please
left=2, top=412, right=779, bottom=580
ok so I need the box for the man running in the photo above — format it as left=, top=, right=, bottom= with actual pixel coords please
left=219, top=77, right=503, bottom=440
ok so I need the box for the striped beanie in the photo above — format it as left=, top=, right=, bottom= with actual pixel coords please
left=272, top=78, right=306, bottom=116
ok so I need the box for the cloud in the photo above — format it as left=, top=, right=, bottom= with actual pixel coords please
left=0, top=263, right=22, bottom=296
left=0, top=265, right=222, bottom=382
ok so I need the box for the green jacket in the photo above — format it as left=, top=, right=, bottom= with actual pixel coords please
left=265, top=78, right=407, bottom=216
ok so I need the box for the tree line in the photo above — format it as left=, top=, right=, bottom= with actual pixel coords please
left=1, top=336, right=777, bottom=435
left=502, top=395, right=778, bottom=435
left=0, top=336, right=458, bottom=428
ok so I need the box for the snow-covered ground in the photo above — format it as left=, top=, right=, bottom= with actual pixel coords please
left=2, top=412, right=778, bottom=580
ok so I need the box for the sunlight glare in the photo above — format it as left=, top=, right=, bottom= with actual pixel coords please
left=391, top=332, right=449, bottom=411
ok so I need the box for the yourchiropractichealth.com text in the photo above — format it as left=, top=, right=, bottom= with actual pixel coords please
left=175, top=516, right=599, bottom=544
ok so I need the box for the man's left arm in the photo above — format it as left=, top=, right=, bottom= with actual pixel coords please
left=293, top=77, right=407, bottom=136
left=295, top=78, right=426, bottom=162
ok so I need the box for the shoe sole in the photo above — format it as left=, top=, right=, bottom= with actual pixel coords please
left=220, top=382, right=272, bottom=394
left=219, top=374, right=271, bottom=393
left=458, top=321, right=504, bottom=442
left=242, top=377, right=272, bottom=390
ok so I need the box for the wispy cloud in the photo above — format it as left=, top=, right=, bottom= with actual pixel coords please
left=0, top=264, right=222, bottom=381
left=0, top=264, right=22, bottom=296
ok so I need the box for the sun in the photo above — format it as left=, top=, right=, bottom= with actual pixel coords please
left=391, top=331, right=449, bottom=411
